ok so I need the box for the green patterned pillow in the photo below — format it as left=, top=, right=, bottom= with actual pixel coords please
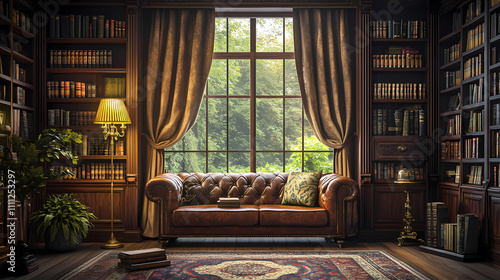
left=281, top=171, right=322, bottom=207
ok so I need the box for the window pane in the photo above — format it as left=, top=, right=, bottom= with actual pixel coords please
left=229, top=152, right=250, bottom=173
left=257, top=98, right=283, bottom=151
left=229, top=18, right=250, bottom=52
left=208, top=152, right=227, bottom=173
left=183, top=98, right=206, bottom=151
left=229, top=98, right=250, bottom=151
left=207, top=59, right=227, bottom=96
left=256, top=59, right=283, bottom=96
left=285, top=152, right=302, bottom=172
left=285, top=98, right=302, bottom=150
left=208, top=98, right=227, bottom=151
left=229, top=60, right=250, bottom=96
left=214, top=18, right=227, bottom=52
left=304, top=152, right=333, bottom=173
left=285, top=59, right=300, bottom=96
left=304, top=118, right=331, bottom=151
left=285, top=18, right=294, bottom=52
left=256, top=18, right=283, bottom=52
left=165, top=152, right=206, bottom=173
left=257, top=152, right=283, bottom=172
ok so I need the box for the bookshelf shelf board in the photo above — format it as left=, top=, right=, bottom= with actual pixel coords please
left=489, top=61, right=500, bottom=70
left=419, top=246, right=486, bottom=262
left=462, top=158, right=486, bottom=163
left=490, top=125, right=500, bottom=130
left=372, top=135, right=427, bottom=141
left=462, top=44, right=484, bottom=58
left=78, top=155, right=128, bottom=160
left=461, top=183, right=485, bottom=189
left=47, top=98, right=125, bottom=103
left=12, top=103, right=34, bottom=111
left=440, top=182, right=459, bottom=187
left=462, top=13, right=485, bottom=30
left=372, top=179, right=427, bottom=184
left=464, top=132, right=485, bottom=137
left=0, top=15, right=11, bottom=26
left=371, top=38, right=427, bottom=43
left=12, top=79, right=34, bottom=90
left=46, top=179, right=127, bottom=185
left=462, top=74, right=484, bottom=85
left=46, top=68, right=126, bottom=74
left=0, top=45, right=10, bottom=55
left=12, top=25, right=34, bottom=39
left=490, top=158, right=500, bottom=163
left=440, top=110, right=461, bottom=117
left=439, top=29, right=460, bottom=43
left=440, top=135, right=461, bottom=141
left=462, top=102, right=485, bottom=110
left=12, top=51, right=34, bottom=64
left=0, top=73, right=11, bottom=83
left=0, top=99, right=11, bottom=106
left=65, top=1, right=127, bottom=6
left=372, top=67, right=427, bottom=72
left=46, top=38, right=127, bottom=45
left=440, top=85, right=461, bottom=94
left=372, top=99, right=427, bottom=103
left=491, top=33, right=500, bottom=44
left=14, top=0, right=35, bottom=11
left=490, top=94, right=500, bottom=101
left=491, top=2, right=500, bottom=13
left=440, top=159, right=461, bottom=163
left=49, top=125, right=102, bottom=130
left=440, top=59, right=461, bottom=70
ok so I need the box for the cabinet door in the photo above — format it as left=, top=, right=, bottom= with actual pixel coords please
left=438, top=184, right=459, bottom=222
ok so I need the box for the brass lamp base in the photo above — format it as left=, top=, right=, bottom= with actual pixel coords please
left=101, top=234, right=123, bottom=249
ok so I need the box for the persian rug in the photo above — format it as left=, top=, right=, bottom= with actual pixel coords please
left=60, top=250, right=430, bottom=280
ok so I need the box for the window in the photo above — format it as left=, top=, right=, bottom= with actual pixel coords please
left=165, top=16, right=333, bottom=173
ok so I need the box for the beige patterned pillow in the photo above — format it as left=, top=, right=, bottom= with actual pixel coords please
left=281, top=171, right=322, bottom=207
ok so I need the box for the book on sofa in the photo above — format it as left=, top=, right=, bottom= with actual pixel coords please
left=218, top=197, right=240, bottom=208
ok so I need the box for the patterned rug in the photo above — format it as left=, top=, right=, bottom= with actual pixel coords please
left=60, top=250, right=430, bottom=280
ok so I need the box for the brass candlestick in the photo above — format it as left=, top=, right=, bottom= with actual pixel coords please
left=397, top=190, right=424, bottom=246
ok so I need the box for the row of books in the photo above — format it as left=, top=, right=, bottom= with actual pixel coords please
left=490, top=13, right=500, bottom=39
left=451, top=11, right=461, bottom=32
left=47, top=110, right=97, bottom=127
left=493, top=104, right=500, bottom=125
left=444, top=70, right=461, bottom=89
left=373, top=83, right=426, bottom=100
left=493, top=164, right=500, bottom=187
left=443, top=41, right=460, bottom=65
left=14, top=61, right=28, bottom=83
left=463, top=54, right=482, bottom=81
left=373, top=162, right=424, bottom=181
left=14, top=86, right=26, bottom=106
left=466, top=80, right=483, bottom=105
left=118, top=249, right=170, bottom=271
left=467, top=110, right=483, bottom=133
left=104, top=77, right=126, bottom=98
left=73, top=136, right=125, bottom=156
left=12, top=109, right=33, bottom=140
left=441, top=141, right=460, bottom=160
left=467, top=165, right=483, bottom=185
left=49, top=15, right=126, bottom=39
left=464, top=0, right=482, bottom=24
left=447, top=115, right=461, bottom=136
left=492, top=131, right=500, bottom=158
left=47, top=81, right=97, bottom=99
left=491, top=73, right=500, bottom=96
left=447, top=93, right=461, bottom=111
left=49, top=50, right=113, bottom=68
left=465, top=23, right=484, bottom=51
left=51, top=163, right=126, bottom=180
left=371, top=20, right=426, bottom=39
left=372, top=54, right=423, bottom=68
left=372, top=108, right=425, bottom=136
left=0, top=85, right=7, bottom=101
left=464, top=137, right=481, bottom=159
left=12, top=9, right=32, bottom=33
left=493, top=47, right=500, bottom=65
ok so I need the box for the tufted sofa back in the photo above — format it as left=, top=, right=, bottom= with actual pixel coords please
left=177, top=172, right=290, bottom=205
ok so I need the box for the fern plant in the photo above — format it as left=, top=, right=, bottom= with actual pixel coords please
left=30, top=194, right=97, bottom=245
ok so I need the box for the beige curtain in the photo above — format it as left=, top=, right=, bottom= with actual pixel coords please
left=141, top=9, right=215, bottom=237
left=294, top=9, right=354, bottom=178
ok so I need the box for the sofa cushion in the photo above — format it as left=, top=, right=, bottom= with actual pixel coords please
left=281, top=171, right=322, bottom=207
left=172, top=205, right=259, bottom=227
left=259, top=205, right=328, bottom=227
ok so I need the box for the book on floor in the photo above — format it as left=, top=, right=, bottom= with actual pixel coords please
left=119, top=259, right=171, bottom=271
left=118, top=248, right=165, bottom=259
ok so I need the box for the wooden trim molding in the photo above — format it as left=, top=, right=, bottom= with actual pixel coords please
left=141, top=0, right=362, bottom=8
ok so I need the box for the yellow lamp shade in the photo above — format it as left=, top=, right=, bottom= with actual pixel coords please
left=95, top=99, right=131, bottom=124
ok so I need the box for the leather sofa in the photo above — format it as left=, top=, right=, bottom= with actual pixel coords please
left=145, top=172, right=359, bottom=246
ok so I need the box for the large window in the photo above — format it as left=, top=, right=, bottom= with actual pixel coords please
left=165, top=16, right=333, bottom=173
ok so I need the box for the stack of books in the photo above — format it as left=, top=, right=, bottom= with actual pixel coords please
left=217, top=197, right=240, bottom=208
left=118, top=248, right=170, bottom=271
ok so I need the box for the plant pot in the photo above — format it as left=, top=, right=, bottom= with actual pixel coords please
left=45, top=230, right=82, bottom=252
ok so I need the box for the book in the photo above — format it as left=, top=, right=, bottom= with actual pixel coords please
left=118, top=248, right=166, bottom=260
left=120, top=254, right=167, bottom=264
left=119, top=259, right=171, bottom=271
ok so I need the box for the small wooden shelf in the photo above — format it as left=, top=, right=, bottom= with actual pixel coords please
left=439, top=29, right=461, bottom=43
left=462, top=74, right=484, bottom=85
left=12, top=24, right=34, bottom=39
left=490, top=61, right=500, bottom=70
left=46, top=38, right=127, bottom=45
left=47, top=98, right=124, bottom=103
left=13, top=0, right=35, bottom=11
left=0, top=14, right=11, bottom=26
left=12, top=51, right=34, bottom=64
left=440, top=159, right=461, bottom=163
left=462, top=13, right=484, bottom=30
left=462, top=44, right=484, bottom=58
left=440, top=135, right=461, bottom=141
left=463, top=132, right=485, bottom=137
left=440, top=85, right=461, bottom=94
left=490, top=158, right=500, bottom=163
left=372, top=67, right=427, bottom=72
left=12, top=79, right=34, bottom=90
left=440, top=110, right=460, bottom=117
left=0, top=73, right=11, bottom=83
left=372, top=99, right=427, bottom=103
left=462, top=102, right=485, bottom=110
left=46, top=68, right=126, bottom=74
left=491, top=125, right=500, bottom=130
left=491, top=33, right=500, bottom=44
left=12, top=103, right=34, bottom=111
left=0, top=45, right=11, bottom=55
left=371, top=38, right=427, bottom=43
left=440, top=182, right=459, bottom=187
left=490, top=95, right=500, bottom=101
left=419, top=246, right=485, bottom=262
left=462, top=158, right=486, bottom=163
left=440, top=59, right=461, bottom=70
left=491, top=2, right=500, bottom=13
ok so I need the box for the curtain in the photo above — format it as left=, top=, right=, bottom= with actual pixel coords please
left=141, top=9, right=215, bottom=238
left=293, top=9, right=354, bottom=178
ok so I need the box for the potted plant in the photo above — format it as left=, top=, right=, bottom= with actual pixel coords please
left=30, top=193, right=97, bottom=251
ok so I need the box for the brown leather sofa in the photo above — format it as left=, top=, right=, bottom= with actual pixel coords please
left=145, top=172, right=359, bottom=246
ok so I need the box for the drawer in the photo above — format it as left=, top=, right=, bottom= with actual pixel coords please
left=374, top=140, right=426, bottom=161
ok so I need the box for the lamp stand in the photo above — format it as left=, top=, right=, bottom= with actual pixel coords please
left=101, top=124, right=124, bottom=249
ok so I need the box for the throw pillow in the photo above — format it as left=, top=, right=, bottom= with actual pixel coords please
left=179, top=181, right=200, bottom=206
left=281, top=171, right=322, bottom=207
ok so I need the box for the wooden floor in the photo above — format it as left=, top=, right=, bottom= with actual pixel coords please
left=4, top=238, right=500, bottom=280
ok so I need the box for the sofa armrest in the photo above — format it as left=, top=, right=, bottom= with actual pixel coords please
left=318, top=174, right=359, bottom=238
left=145, top=173, right=183, bottom=238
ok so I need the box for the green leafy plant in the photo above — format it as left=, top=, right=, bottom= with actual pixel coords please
left=30, top=194, right=97, bottom=245
left=0, top=128, right=82, bottom=203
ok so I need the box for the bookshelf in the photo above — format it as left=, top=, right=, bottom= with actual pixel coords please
left=41, top=1, right=140, bottom=242
left=0, top=0, right=37, bottom=264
